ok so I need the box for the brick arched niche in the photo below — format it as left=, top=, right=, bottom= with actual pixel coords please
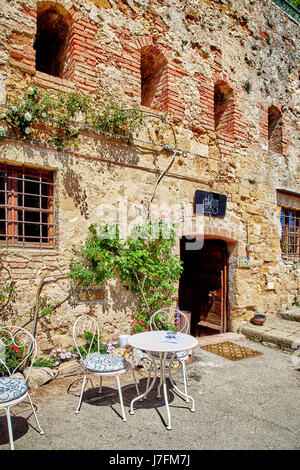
left=131, top=36, right=185, bottom=117
left=268, top=105, right=282, bottom=154
left=214, top=81, right=235, bottom=137
left=140, top=45, right=167, bottom=110
left=34, top=1, right=72, bottom=78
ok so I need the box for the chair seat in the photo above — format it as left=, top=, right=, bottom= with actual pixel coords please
left=83, top=353, right=127, bottom=373
left=151, top=350, right=188, bottom=360
left=0, top=377, right=28, bottom=404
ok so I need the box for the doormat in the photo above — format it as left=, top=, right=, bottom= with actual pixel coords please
left=200, top=341, right=262, bottom=361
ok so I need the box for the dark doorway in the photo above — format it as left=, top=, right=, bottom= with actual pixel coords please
left=179, top=238, right=229, bottom=337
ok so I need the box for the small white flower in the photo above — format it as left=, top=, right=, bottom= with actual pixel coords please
left=11, top=106, right=17, bottom=112
left=27, top=86, right=34, bottom=95
left=24, top=112, right=32, bottom=121
left=25, top=127, right=31, bottom=135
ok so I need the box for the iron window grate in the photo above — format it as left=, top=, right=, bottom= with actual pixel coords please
left=280, top=207, right=300, bottom=258
left=0, top=164, right=55, bottom=248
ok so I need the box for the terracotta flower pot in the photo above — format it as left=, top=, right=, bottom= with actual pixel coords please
left=250, top=314, right=266, bottom=326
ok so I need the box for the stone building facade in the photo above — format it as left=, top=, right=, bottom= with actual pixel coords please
left=0, top=0, right=299, bottom=351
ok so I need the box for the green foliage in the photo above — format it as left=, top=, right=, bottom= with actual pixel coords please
left=33, top=356, right=57, bottom=369
left=70, top=223, right=121, bottom=288
left=293, top=295, right=300, bottom=307
left=2, top=86, right=144, bottom=151
left=242, top=80, right=252, bottom=94
left=71, top=330, right=108, bottom=358
left=0, top=128, right=7, bottom=142
left=0, top=282, right=16, bottom=305
left=5, top=86, right=50, bottom=139
left=281, top=239, right=289, bottom=253
left=148, top=312, right=177, bottom=332
left=48, top=91, right=90, bottom=151
left=289, top=0, right=300, bottom=9
left=70, top=219, right=183, bottom=333
left=39, top=298, right=62, bottom=318
left=274, top=0, right=300, bottom=21
left=24, top=296, right=63, bottom=322
left=0, top=331, right=26, bottom=377
left=91, top=100, right=144, bottom=143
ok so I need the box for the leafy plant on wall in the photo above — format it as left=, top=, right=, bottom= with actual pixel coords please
left=0, top=86, right=144, bottom=151
left=0, top=87, right=179, bottom=340
left=69, top=219, right=183, bottom=333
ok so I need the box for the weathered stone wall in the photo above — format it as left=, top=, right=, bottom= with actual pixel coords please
left=0, top=0, right=299, bottom=351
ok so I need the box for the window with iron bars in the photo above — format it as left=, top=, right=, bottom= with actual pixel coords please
left=280, top=207, right=300, bottom=258
left=0, top=164, right=55, bottom=248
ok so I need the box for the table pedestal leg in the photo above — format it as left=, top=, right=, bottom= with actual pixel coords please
left=129, top=352, right=158, bottom=415
left=161, top=352, right=172, bottom=430
left=168, top=360, right=195, bottom=412
left=130, top=348, right=195, bottom=430
left=157, top=355, right=163, bottom=398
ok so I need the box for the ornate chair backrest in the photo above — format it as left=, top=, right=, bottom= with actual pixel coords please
left=150, top=308, right=189, bottom=334
left=0, top=326, right=37, bottom=381
left=73, top=315, right=100, bottom=363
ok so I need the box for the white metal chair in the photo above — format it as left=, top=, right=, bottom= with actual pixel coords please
left=146, top=308, right=190, bottom=400
left=73, top=314, right=139, bottom=422
left=0, top=326, right=44, bottom=450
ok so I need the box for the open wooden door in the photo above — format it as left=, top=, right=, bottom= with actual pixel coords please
left=179, top=238, right=228, bottom=337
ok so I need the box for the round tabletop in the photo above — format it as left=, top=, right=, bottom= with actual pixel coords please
left=128, top=331, right=198, bottom=353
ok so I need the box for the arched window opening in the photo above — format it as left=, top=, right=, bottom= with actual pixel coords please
left=34, top=2, right=70, bottom=78
left=141, top=46, right=167, bottom=109
left=268, top=106, right=282, bottom=153
left=214, top=81, right=234, bottom=136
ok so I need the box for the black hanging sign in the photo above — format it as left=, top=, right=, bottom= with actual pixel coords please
left=194, top=190, right=227, bottom=218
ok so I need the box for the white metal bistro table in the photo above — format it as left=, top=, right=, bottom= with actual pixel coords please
left=128, top=330, right=198, bottom=430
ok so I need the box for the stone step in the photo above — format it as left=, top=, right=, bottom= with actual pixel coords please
left=197, top=332, right=245, bottom=347
left=240, top=317, right=300, bottom=352
left=277, top=308, right=300, bottom=323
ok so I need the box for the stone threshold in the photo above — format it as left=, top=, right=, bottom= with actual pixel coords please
left=240, top=317, right=300, bottom=352
left=197, top=332, right=245, bottom=347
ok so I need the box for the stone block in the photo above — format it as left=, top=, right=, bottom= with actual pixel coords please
left=190, top=141, right=209, bottom=157
left=57, top=360, right=82, bottom=378
left=24, top=367, right=57, bottom=390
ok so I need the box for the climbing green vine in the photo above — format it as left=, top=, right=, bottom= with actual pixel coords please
left=0, top=86, right=144, bottom=151
left=69, top=219, right=183, bottom=333
left=0, top=219, right=182, bottom=336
